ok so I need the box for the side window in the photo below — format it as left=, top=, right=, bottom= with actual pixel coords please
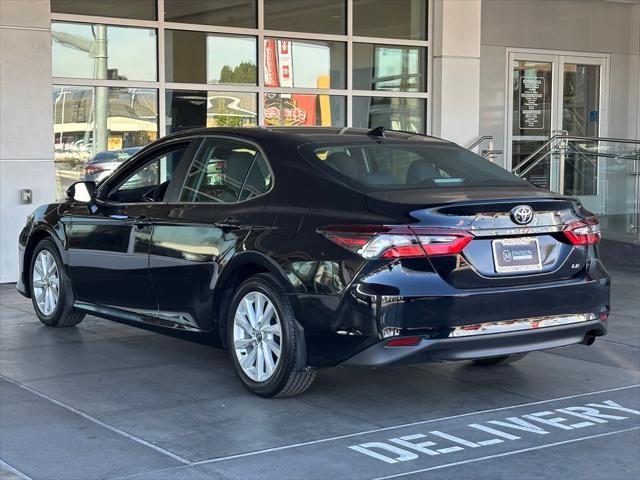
left=180, top=138, right=271, bottom=203
left=109, top=144, right=188, bottom=203
left=239, top=154, right=272, bottom=201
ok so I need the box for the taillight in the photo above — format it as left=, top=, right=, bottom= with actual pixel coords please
left=318, top=225, right=472, bottom=259
left=84, top=165, right=105, bottom=175
left=563, top=217, right=601, bottom=245
left=414, top=231, right=473, bottom=256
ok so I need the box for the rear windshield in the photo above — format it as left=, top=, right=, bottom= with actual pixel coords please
left=301, top=142, right=526, bottom=191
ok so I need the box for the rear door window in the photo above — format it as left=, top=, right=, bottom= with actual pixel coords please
left=180, top=138, right=271, bottom=203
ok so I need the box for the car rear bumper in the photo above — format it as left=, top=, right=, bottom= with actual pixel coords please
left=341, top=319, right=607, bottom=366
left=294, top=269, right=610, bottom=367
left=366, top=275, right=611, bottom=332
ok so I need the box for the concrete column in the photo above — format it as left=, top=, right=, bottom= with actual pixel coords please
left=0, top=0, right=55, bottom=282
left=431, top=0, right=481, bottom=146
left=635, top=3, right=640, bottom=141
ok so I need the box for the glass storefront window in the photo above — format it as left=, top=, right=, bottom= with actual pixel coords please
left=265, top=0, right=346, bottom=35
left=165, top=31, right=257, bottom=85
left=353, top=44, right=425, bottom=92
left=166, top=90, right=257, bottom=133
left=352, top=96, right=425, bottom=133
left=164, top=0, right=257, bottom=28
left=353, top=0, right=426, bottom=40
left=208, top=35, right=257, bottom=85
left=52, top=22, right=157, bottom=81
left=50, top=1, right=430, bottom=149
left=51, top=0, right=157, bottom=20
left=264, top=38, right=345, bottom=89
left=53, top=86, right=158, bottom=197
left=263, top=93, right=345, bottom=127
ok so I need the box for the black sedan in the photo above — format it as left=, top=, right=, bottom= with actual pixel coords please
left=16, top=127, right=610, bottom=397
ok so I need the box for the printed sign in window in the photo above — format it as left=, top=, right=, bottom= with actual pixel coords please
left=519, top=76, right=545, bottom=130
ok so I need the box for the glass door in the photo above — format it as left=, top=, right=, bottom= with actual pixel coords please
left=509, top=55, right=555, bottom=189
left=507, top=52, right=607, bottom=195
left=558, top=57, right=604, bottom=199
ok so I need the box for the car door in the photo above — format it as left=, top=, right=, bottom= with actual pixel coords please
left=148, top=136, right=273, bottom=331
left=66, top=140, right=195, bottom=315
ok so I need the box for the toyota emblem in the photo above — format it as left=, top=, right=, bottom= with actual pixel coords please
left=510, top=205, right=534, bottom=225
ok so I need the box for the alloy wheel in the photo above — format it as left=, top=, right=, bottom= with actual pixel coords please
left=32, top=250, right=60, bottom=316
left=233, top=291, right=282, bottom=382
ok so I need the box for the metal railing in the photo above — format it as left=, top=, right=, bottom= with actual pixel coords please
left=508, top=131, right=640, bottom=242
left=513, top=132, right=640, bottom=178
left=466, top=135, right=503, bottom=163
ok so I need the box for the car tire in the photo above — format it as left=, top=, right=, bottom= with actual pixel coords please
left=471, top=352, right=528, bottom=366
left=227, top=273, right=315, bottom=398
left=29, top=238, right=85, bottom=328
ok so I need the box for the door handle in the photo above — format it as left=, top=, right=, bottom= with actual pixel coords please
left=214, top=217, right=243, bottom=230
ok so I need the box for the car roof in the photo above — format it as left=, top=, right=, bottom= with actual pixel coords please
left=161, top=126, right=454, bottom=146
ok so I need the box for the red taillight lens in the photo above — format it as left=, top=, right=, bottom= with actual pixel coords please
left=318, top=225, right=472, bottom=259
left=84, top=165, right=105, bottom=175
left=386, top=336, right=422, bottom=347
left=563, top=217, right=601, bottom=245
left=414, top=230, right=473, bottom=256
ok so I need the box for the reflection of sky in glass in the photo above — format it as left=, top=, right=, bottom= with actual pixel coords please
left=206, top=36, right=256, bottom=84
left=291, top=42, right=330, bottom=87
left=376, top=47, right=418, bottom=78
left=52, top=23, right=157, bottom=81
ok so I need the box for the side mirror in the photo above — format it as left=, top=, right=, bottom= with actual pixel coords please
left=67, top=181, right=97, bottom=204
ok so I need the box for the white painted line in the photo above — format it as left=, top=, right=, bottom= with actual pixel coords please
left=189, top=384, right=640, bottom=467
left=369, top=426, right=640, bottom=480
left=600, top=339, right=640, bottom=349
left=0, top=375, right=192, bottom=465
left=0, top=459, right=34, bottom=480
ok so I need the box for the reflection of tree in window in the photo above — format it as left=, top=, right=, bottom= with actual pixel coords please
left=219, top=62, right=257, bottom=84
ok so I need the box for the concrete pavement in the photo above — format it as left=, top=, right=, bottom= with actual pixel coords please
left=0, top=266, right=638, bottom=480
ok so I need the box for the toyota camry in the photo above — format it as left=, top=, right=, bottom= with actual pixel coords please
left=17, top=127, right=610, bottom=397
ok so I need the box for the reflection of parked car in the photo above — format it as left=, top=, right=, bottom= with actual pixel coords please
left=83, top=147, right=142, bottom=183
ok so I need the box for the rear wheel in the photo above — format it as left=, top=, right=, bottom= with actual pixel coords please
left=227, top=274, right=315, bottom=397
left=472, top=352, right=528, bottom=366
left=30, top=238, right=84, bottom=327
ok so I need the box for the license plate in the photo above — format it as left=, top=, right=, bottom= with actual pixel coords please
left=492, top=237, right=542, bottom=273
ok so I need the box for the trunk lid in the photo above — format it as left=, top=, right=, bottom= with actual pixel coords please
left=365, top=186, right=590, bottom=288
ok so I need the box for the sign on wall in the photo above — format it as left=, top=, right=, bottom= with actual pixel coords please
left=519, top=76, right=545, bottom=129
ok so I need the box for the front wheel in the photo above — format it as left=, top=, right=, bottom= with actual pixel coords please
left=29, top=238, right=84, bottom=327
left=471, top=352, right=528, bottom=366
left=227, top=274, right=315, bottom=397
